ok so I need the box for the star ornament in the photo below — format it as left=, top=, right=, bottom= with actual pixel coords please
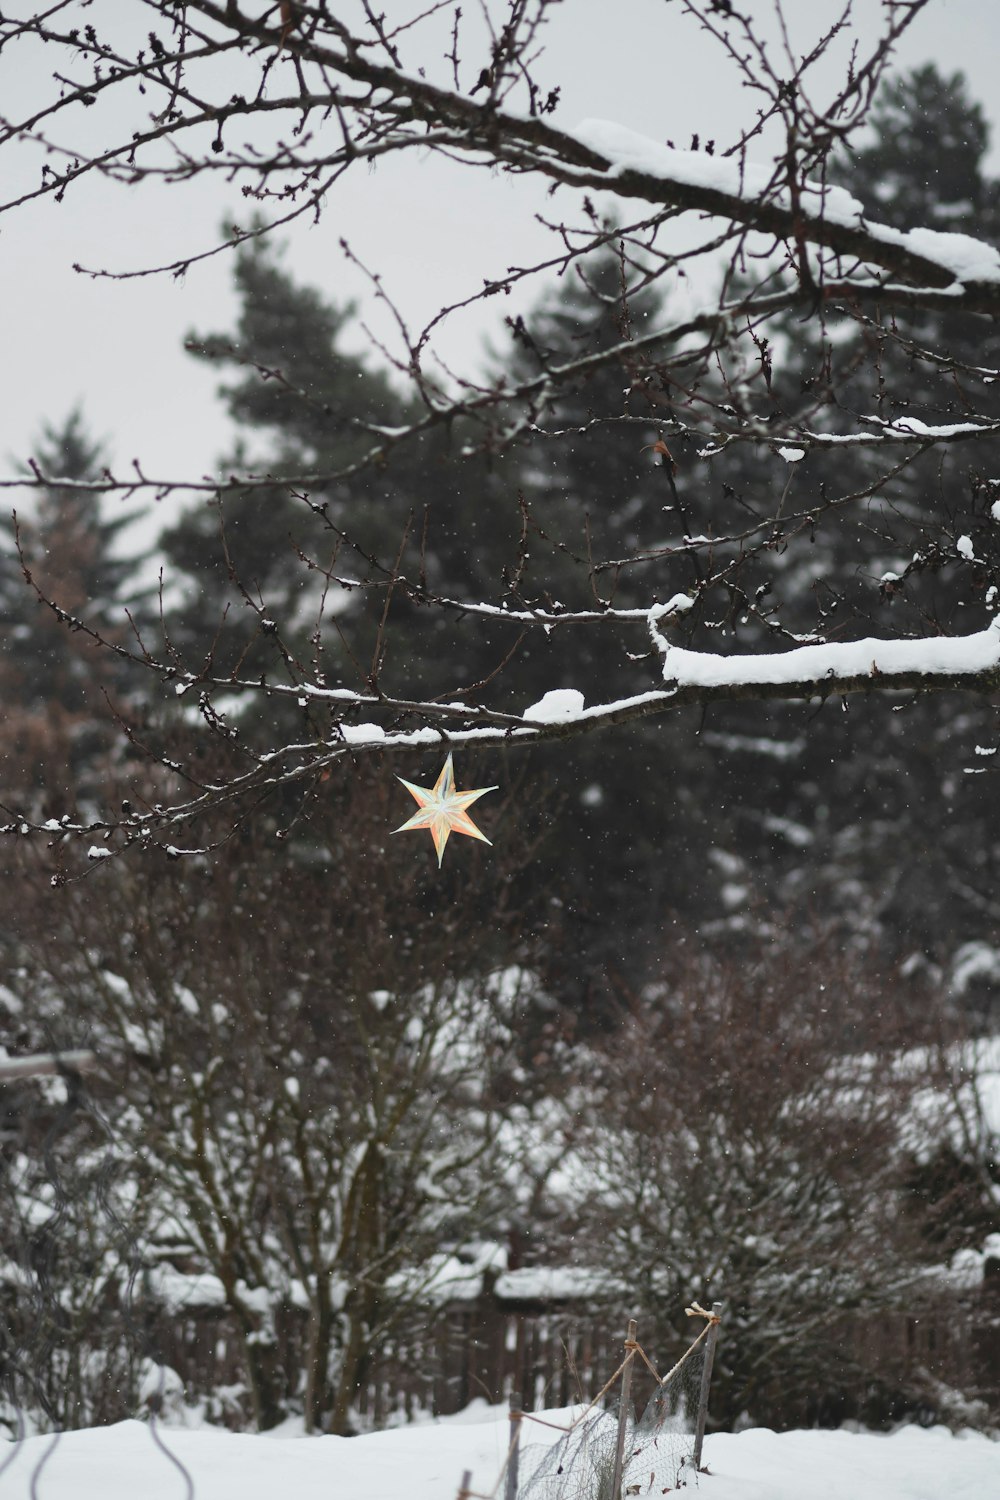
left=393, top=754, right=498, bottom=868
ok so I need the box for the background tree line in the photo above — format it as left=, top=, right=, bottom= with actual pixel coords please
left=5, top=65, right=1000, bottom=1006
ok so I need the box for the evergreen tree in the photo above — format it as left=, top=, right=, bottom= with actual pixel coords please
left=498, top=253, right=697, bottom=690
left=691, top=67, right=1000, bottom=973
left=0, top=412, right=150, bottom=808
left=840, top=66, right=1000, bottom=232
left=486, top=79, right=1000, bottom=990
left=161, top=242, right=405, bottom=672
left=781, top=65, right=1000, bottom=641
left=483, top=254, right=734, bottom=993
left=160, top=244, right=717, bottom=999
left=162, top=240, right=529, bottom=723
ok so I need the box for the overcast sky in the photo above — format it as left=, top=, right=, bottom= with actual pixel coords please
left=3, top=0, right=1000, bottom=544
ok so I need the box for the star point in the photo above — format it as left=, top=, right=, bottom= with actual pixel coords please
left=393, top=753, right=498, bottom=867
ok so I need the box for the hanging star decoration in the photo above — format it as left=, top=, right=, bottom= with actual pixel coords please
left=393, top=753, right=498, bottom=867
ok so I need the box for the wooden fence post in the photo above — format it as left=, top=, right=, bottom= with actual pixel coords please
left=505, top=1391, right=521, bottom=1500
left=609, top=1318, right=637, bottom=1500
left=692, top=1302, right=723, bottom=1473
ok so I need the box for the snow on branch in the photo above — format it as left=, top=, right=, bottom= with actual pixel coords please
left=565, top=119, right=1000, bottom=302
left=647, top=615, right=1000, bottom=703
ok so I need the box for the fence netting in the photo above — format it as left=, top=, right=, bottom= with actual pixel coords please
left=486, top=1320, right=717, bottom=1500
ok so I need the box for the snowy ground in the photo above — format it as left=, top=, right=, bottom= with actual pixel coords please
left=2, top=1402, right=997, bottom=1500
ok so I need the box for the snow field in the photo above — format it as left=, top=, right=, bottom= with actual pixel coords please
left=2, top=1402, right=997, bottom=1500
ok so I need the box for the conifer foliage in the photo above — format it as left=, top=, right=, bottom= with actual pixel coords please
left=0, top=412, right=149, bottom=808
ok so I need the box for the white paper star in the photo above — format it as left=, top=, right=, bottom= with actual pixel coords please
left=393, top=753, right=498, bottom=867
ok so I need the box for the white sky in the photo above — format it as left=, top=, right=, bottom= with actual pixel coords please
left=3, top=0, right=1000, bottom=547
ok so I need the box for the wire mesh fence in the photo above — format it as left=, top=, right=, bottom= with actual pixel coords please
left=464, top=1314, right=723, bottom=1500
